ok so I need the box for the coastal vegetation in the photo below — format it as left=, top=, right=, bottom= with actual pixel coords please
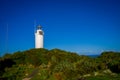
left=0, top=48, right=120, bottom=80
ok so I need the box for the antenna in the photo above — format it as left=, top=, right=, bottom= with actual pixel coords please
left=34, top=20, right=36, bottom=33
left=5, top=24, right=9, bottom=53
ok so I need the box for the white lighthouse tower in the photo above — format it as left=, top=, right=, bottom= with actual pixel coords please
left=35, top=25, right=44, bottom=48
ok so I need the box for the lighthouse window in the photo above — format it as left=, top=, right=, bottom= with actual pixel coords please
left=39, top=31, right=43, bottom=35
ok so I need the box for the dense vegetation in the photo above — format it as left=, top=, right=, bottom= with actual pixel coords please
left=0, top=48, right=120, bottom=80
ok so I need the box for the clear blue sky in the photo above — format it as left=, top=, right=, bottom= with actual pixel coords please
left=0, top=0, right=120, bottom=56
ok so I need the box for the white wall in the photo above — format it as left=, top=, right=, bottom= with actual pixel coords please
left=35, top=30, right=44, bottom=48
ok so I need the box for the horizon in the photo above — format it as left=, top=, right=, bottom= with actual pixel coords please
left=0, top=0, right=120, bottom=56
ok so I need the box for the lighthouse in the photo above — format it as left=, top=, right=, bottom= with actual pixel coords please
left=35, top=25, right=44, bottom=48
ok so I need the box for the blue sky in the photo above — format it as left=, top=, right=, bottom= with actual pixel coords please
left=0, top=0, right=120, bottom=56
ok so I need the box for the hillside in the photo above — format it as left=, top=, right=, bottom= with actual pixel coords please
left=0, top=48, right=120, bottom=80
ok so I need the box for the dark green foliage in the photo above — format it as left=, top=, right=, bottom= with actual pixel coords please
left=12, top=51, right=26, bottom=64
left=87, top=74, right=120, bottom=80
left=2, top=65, right=25, bottom=80
left=0, top=58, right=15, bottom=78
left=0, top=49, right=120, bottom=80
left=99, top=51, right=120, bottom=73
